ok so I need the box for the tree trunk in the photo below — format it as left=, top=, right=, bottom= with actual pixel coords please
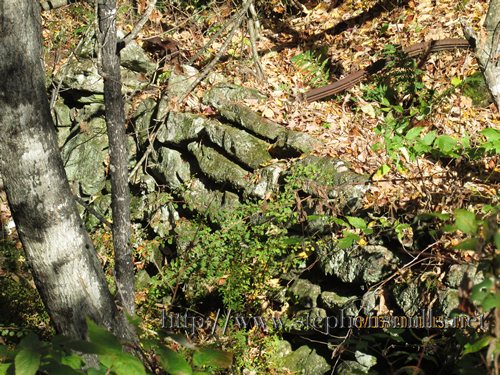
left=98, top=0, right=135, bottom=316
left=463, top=0, right=500, bottom=109
left=0, top=0, right=134, bottom=353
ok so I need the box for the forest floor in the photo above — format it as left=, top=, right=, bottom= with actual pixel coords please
left=1, top=0, right=498, bottom=371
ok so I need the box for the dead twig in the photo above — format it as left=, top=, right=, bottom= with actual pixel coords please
left=177, top=0, right=253, bottom=104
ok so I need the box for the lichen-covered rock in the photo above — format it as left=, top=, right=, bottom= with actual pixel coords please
left=244, top=163, right=285, bottom=197
left=76, top=29, right=97, bottom=58
left=336, top=359, right=374, bottom=374
left=274, top=340, right=292, bottom=358
left=119, top=37, right=156, bottom=73
left=158, top=112, right=272, bottom=169
left=437, top=288, right=459, bottom=318
left=52, top=101, right=72, bottom=127
left=290, top=155, right=369, bottom=212
left=85, top=192, right=111, bottom=229
left=135, top=269, right=151, bottom=290
left=210, top=101, right=325, bottom=155
left=60, top=117, right=108, bottom=196
left=321, top=291, right=359, bottom=316
left=203, top=82, right=267, bottom=108
left=167, top=65, right=200, bottom=99
left=361, top=290, right=378, bottom=315
left=149, top=200, right=179, bottom=238
left=74, top=103, right=105, bottom=123
left=184, top=178, right=240, bottom=216
left=187, top=142, right=250, bottom=192
left=393, top=282, right=421, bottom=317
left=132, top=97, right=158, bottom=148
left=149, top=147, right=191, bottom=190
left=283, top=345, right=331, bottom=375
left=57, top=59, right=147, bottom=94
left=318, top=243, right=399, bottom=284
left=294, top=307, right=328, bottom=333
left=52, top=101, right=73, bottom=147
left=355, top=351, right=377, bottom=370
left=445, top=264, right=483, bottom=289
left=289, top=279, right=321, bottom=309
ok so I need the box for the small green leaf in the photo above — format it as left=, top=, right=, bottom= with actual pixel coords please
left=451, top=77, right=462, bottom=86
left=112, top=352, right=147, bottom=375
left=333, top=218, right=347, bottom=226
left=494, top=231, right=500, bottom=250
left=282, top=237, right=302, bottom=245
left=338, top=236, right=354, bottom=249
left=0, top=346, right=9, bottom=357
left=61, top=354, right=86, bottom=370
left=405, top=127, right=424, bottom=140
left=435, top=135, right=457, bottom=153
left=307, top=215, right=322, bottom=221
left=442, top=224, right=457, bottom=232
left=482, top=293, right=500, bottom=311
left=86, top=317, right=122, bottom=355
left=376, top=164, right=391, bottom=176
left=470, top=278, right=493, bottom=303
left=51, top=335, right=74, bottom=346
left=393, top=105, right=404, bottom=113
left=454, top=209, right=478, bottom=235
left=346, top=216, right=366, bottom=229
left=15, top=349, right=40, bottom=375
left=19, top=332, right=43, bottom=351
left=421, top=130, right=436, bottom=146
left=380, top=23, right=389, bottom=34
left=39, top=363, right=82, bottom=375
left=126, top=313, right=143, bottom=334
left=338, top=232, right=360, bottom=249
left=193, top=348, right=233, bottom=368
left=462, top=335, right=493, bottom=355
left=453, top=238, right=478, bottom=251
left=0, top=363, right=12, bottom=374
left=360, top=104, right=376, bottom=118
left=156, top=345, right=192, bottom=375
left=480, top=128, right=500, bottom=141
left=88, top=364, right=111, bottom=375
left=98, top=355, right=116, bottom=369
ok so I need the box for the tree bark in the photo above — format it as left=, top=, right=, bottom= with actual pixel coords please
left=97, top=0, right=135, bottom=316
left=463, top=0, right=500, bottom=109
left=0, top=0, right=134, bottom=354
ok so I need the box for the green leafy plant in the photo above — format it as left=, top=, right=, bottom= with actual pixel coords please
left=0, top=240, right=53, bottom=345
left=362, top=45, right=494, bottom=172
left=415, top=207, right=500, bottom=372
left=333, top=216, right=373, bottom=249
left=291, top=46, right=330, bottom=88
left=0, top=315, right=232, bottom=375
left=277, top=83, right=292, bottom=92
left=159, top=165, right=330, bottom=313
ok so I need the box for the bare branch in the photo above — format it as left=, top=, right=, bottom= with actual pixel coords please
left=248, top=16, right=266, bottom=81
left=178, top=0, right=253, bottom=104
left=188, top=0, right=251, bottom=65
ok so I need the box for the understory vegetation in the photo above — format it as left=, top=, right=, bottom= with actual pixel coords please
left=2, top=0, right=500, bottom=373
